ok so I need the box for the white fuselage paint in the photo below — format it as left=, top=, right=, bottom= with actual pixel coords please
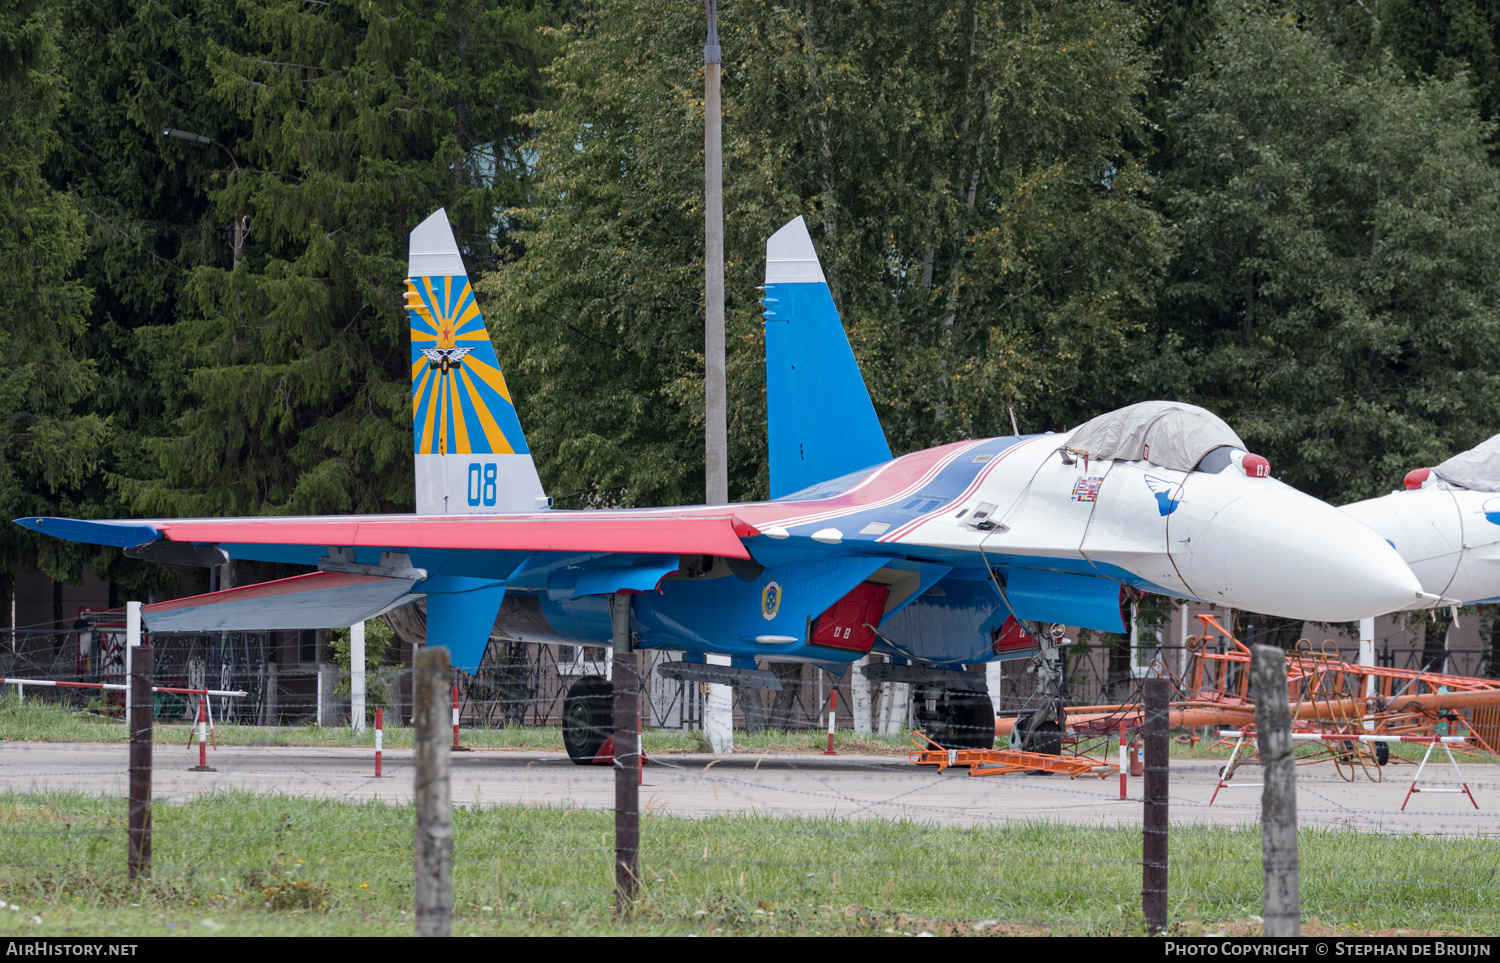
left=1342, top=488, right=1500, bottom=604
left=891, top=435, right=1427, bottom=621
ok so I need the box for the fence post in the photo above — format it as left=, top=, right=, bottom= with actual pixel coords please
left=263, top=661, right=278, bottom=726
left=1251, top=644, right=1299, bottom=937
left=1142, top=677, right=1169, bottom=934
left=128, top=641, right=153, bottom=881
left=317, top=663, right=337, bottom=726
left=413, top=646, right=452, bottom=937
left=611, top=593, right=640, bottom=912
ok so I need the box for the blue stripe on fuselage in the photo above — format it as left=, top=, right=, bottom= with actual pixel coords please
left=779, top=435, right=1035, bottom=542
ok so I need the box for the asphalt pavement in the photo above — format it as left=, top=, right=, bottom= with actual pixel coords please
left=0, top=740, right=1493, bottom=834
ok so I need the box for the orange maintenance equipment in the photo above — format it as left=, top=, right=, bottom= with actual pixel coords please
left=994, top=613, right=1500, bottom=761
left=909, top=731, right=1119, bottom=779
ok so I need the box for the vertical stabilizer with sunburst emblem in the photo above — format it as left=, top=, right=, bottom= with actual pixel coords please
left=407, top=209, right=550, bottom=514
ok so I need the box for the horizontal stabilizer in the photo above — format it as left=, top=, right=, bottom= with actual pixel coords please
left=763, top=217, right=891, bottom=497
left=142, top=572, right=420, bottom=632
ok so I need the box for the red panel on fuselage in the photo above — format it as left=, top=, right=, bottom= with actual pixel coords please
left=809, top=582, right=890, bottom=653
left=991, top=617, right=1035, bottom=654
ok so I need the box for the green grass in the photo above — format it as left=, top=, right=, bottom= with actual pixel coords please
left=0, top=694, right=911, bottom=754
left=0, top=791, right=1494, bottom=937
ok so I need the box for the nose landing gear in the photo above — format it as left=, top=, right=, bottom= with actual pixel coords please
left=1008, top=625, right=1067, bottom=756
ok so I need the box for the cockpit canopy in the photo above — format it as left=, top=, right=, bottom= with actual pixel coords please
left=1065, top=401, right=1246, bottom=473
left=1416, top=432, right=1500, bottom=492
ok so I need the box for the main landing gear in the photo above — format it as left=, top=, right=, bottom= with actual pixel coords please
left=914, top=689, right=995, bottom=750
left=562, top=675, right=613, bottom=763
left=861, top=662, right=996, bottom=750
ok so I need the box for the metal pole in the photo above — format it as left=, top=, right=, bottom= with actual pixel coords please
left=1142, top=677, right=1169, bottom=934
left=128, top=642, right=153, bottom=880
left=125, top=602, right=141, bottom=729
left=189, top=699, right=215, bottom=772
left=704, top=653, right=733, bottom=753
left=853, top=656, right=873, bottom=734
left=612, top=593, right=640, bottom=911
left=703, top=0, right=727, bottom=505
left=1359, top=616, right=1376, bottom=704
left=1251, top=644, right=1300, bottom=937
left=413, top=646, right=452, bottom=937
left=375, top=707, right=384, bottom=778
left=1179, top=602, right=1190, bottom=677
left=351, top=621, right=366, bottom=733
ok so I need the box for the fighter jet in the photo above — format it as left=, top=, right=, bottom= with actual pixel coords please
left=15, top=213, right=1430, bottom=757
left=1342, top=434, right=1500, bottom=605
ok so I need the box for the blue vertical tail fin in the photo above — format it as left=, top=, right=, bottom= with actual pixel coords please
left=762, top=217, right=891, bottom=497
left=407, top=209, right=550, bottom=515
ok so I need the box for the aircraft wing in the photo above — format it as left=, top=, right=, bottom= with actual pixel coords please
left=18, top=511, right=766, bottom=666
left=16, top=512, right=759, bottom=559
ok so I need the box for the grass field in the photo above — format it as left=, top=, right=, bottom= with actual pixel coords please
left=0, top=790, right=1495, bottom=937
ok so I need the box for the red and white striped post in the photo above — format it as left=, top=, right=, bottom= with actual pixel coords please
left=188, top=699, right=215, bottom=772
left=374, top=707, right=384, bottom=778
left=451, top=684, right=461, bottom=749
left=824, top=688, right=837, bottom=755
left=1118, top=720, right=1128, bottom=800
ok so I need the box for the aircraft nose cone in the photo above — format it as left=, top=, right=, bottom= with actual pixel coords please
left=1177, top=484, right=1424, bottom=622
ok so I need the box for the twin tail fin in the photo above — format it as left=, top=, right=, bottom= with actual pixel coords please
left=407, top=209, right=550, bottom=514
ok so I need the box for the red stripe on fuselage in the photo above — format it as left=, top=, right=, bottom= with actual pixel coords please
left=879, top=435, right=1050, bottom=543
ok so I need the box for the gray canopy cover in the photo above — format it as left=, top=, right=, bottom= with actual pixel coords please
left=1065, top=401, right=1246, bottom=472
left=1431, top=433, right=1500, bottom=493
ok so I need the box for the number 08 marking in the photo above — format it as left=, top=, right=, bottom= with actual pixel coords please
left=467, top=462, right=499, bottom=507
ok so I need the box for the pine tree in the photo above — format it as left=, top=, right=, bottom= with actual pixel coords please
left=43, top=0, right=249, bottom=593
left=1382, top=0, right=1500, bottom=131
left=0, top=0, right=104, bottom=587
left=118, top=0, right=562, bottom=518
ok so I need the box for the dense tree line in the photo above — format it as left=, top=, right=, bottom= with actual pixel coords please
left=5, top=0, right=1500, bottom=622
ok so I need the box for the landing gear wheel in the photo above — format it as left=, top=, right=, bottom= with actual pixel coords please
left=914, top=692, right=995, bottom=750
left=1374, top=741, right=1390, bottom=767
left=947, top=694, right=996, bottom=750
left=562, top=675, right=613, bottom=764
left=1030, top=721, right=1063, bottom=757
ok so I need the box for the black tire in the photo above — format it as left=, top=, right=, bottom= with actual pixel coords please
left=1374, top=741, right=1390, bottom=767
left=1029, top=720, right=1063, bottom=756
left=562, top=675, right=613, bottom=764
left=914, top=692, right=995, bottom=750
left=947, top=693, right=996, bottom=750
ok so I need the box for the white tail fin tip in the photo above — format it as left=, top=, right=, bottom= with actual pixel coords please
left=765, top=216, right=826, bottom=284
left=409, top=208, right=467, bottom=278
